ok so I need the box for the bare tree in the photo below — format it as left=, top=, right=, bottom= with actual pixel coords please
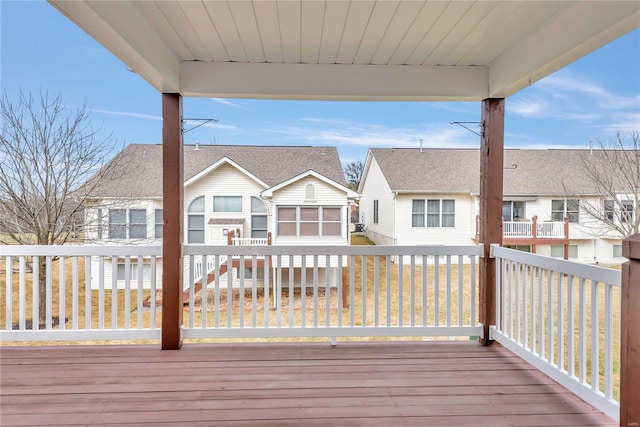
left=575, top=131, right=640, bottom=238
left=344, top=160, right=364, bottom=191
left=0, top=91, right=126, bottom=324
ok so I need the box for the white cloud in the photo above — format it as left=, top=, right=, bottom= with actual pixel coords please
left=264, top=119, right=478, bottom=149
left=91, top=108, right=162, bottom=121
left=92, top=108, right=238, bottom=130
left=508, top=99, right=545, bottom=118
left=508, top=70, right=640, bottom=135
left=210, top=98, right=247, bottom=109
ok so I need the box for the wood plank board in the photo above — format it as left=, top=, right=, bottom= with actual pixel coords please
left=0, top=341, right=616, bottom=426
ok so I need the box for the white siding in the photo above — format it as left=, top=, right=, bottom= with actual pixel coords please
left=184, top=163, right=269, bottom=244
left=395, top=193, right=477, bottom=246
left=271, top=175, right=350, bottom=246
left=89, top=256, right=163, bottom=290
left=359, top=156, right=395, bottom=245
left=85, top=199, right=162, bottom=245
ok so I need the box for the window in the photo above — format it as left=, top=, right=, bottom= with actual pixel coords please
left=373, top=200, right=379, bottom=224
left=108, top=208, right=148, bottom=239
left=237, top=267, right=264, bottom=280
left=300, top=207, right=319, bottom=236
left=117, top=261, right=151, bottom=281
left=108, top=209, right=126, bottom=239
left=251, top=197, right=268, bottom=238
left=188, top=196, right=205, bottom=243
left=305, top=184, right=316, bottom=201
left=622, top=200, right=634, bottom=223
left=412, top=200, right=425, bottom=227
left=277, top=207, right=297, bottom=236
left=154, top=209, right=163, bottom=238
left=322, top=208, right=341, bottom=235
left=129, top=209, right=147, bottom=239
left=613, top=245, right=622, bottom=258
left=442, top=200, right=455, bottom=227
left=552, top=199, right=579, bottom=223
left=413, top=199, right=454, bottom=228
left=426, top=200, right=440, bottom=227
left=505, top=245, right=531, bottom=253
left=213, top=196, right=242, bottom=212
left=604, top=200, right=615, bottom=222
left=502, top=201, right=525, bottom=221
left=551, top=244, right=578, bottom=259
left=277, top=206, right=342, bottom=237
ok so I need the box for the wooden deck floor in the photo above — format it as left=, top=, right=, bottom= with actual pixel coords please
left=1, top=341, right=614, bottom=426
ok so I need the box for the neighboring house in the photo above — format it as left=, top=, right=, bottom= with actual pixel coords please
left=84, top=144, right=358, bottom=289
left=359, top=148, right=634, bottom=265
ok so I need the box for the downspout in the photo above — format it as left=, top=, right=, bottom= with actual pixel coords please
left=393, top=192, right=398, bottom=247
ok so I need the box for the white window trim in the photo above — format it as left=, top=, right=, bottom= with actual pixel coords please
left=276, top=206, right=343, bottom=237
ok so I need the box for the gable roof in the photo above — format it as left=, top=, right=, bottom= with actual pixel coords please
left=184, top=157, right=269, bottom=189
left=87, top=144, right=347, bottom=198
left=261, top=170, right=358, bottom=199
left=365, top=148, right=635, bottom=196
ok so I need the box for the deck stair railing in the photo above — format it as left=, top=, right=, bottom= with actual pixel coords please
left=490, top=244, right=621, bottom=421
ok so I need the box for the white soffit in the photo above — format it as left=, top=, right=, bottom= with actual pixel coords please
left=49, top=1, right=640, bottom=101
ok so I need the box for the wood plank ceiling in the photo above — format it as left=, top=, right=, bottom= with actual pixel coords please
left=50, top=1, right=640, bottom=101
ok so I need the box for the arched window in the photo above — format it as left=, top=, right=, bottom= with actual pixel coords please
left=187, top=196, right=205, bottom=243
left=305, top=183, right=316, bottom=201
left=251, top=197, right=268, bottom=238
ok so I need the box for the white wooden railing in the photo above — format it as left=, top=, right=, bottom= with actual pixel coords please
left=490, top=245, right=621, bottom=421
left=503, top=221, right=533, bottom=237
left=2, top=244, right=482, bottom=342
left=503, top=221, right=565, bottom=238
left=535, top=221, right=566, bottom=238
left=0, top=245, right=162, bottom=341
left=182, top=245, right=483, bottom=340
left=231, top=237, right=269, bottom=246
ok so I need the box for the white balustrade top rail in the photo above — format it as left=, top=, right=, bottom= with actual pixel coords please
left=490, top=244, right=620, bottom=421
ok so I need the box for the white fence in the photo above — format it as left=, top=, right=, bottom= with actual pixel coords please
left=490, top=245, right=621, bottom=421
left=1, top=245, right=162, bottom=341
left=182, top=244, right=483, bottom=340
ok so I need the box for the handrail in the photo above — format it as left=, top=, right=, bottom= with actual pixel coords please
left=490, top=244, right=620, bottom=421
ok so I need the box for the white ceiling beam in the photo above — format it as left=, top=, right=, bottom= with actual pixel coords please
left=489, top=2, right=640, bottom=98
left=179, top=62, right=488, bottom=101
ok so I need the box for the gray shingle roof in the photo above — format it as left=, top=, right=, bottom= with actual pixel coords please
left=87, top=144, right=347, bottom=198
left=369, top=148, right=634, bottom=196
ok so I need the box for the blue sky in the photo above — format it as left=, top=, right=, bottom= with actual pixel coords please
left=1, top=1, right=639, bottom=167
